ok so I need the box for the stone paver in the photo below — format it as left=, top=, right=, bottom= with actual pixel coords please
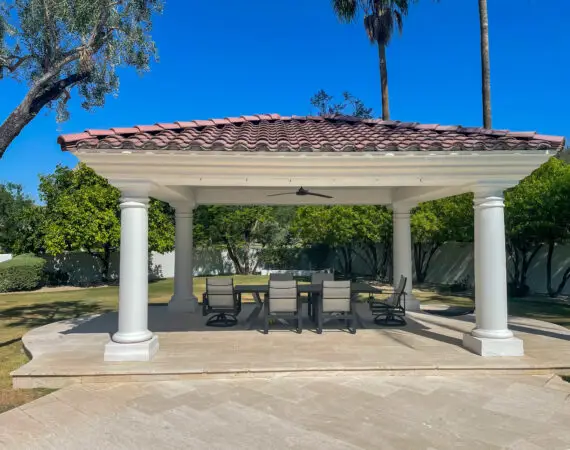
left=2, top=375, right=570, bottom=449
left=11, top=306, right=570, bottom=388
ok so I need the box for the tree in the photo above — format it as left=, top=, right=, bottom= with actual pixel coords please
left=310, top=89, right=373, bottom=118
left=292, top=205, right=392, bottom=278
left=0, top=0, right=163, bottom=158
left=194, top=206, right=288, bottom=275
left=0, top=182, right=44, bottom=254
left=506, top=158, right=570, bottom=297
left=411, top=194, right=473, bottom=283
left=478, top=0, right=492, bottom=128
left=331, top=0, right=414, bottom=120
left=39, top=163, right=174, bottom=282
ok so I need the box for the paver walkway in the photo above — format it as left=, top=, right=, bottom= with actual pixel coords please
left=2, top=374, right=570, bottom=449
left=13, top=308, right=570, bottom=389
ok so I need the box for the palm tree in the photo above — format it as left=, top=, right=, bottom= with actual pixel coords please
left=332, top=0, right=414, bottom=120
left=478, top=0, right=492, bottom=128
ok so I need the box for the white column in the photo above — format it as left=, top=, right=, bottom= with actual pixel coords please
left=168, top=204, right=198, bottom=313
left=392, top=204, right=420, bottom=311
left=463, top=190, right=524, bottom=356
left=104, top=192, right=159, bottom=362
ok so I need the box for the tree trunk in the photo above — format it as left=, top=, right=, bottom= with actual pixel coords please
left=546, top=241, right=555, bottom=296
left=0, top=72, right=88, bottom=158
left=377, top=42, right=390, bottom=121
left=101, top=244, right=111, bottom=282
left=224, top=241, right=245, bottom=274
left=545, top=241, right=570, bottom=297
left=478, top=0, right=492, bottom=129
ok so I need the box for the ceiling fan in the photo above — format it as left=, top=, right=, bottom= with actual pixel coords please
left=267, top=187, right=333, bottom=199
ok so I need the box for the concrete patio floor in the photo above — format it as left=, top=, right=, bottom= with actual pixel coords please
left=11, top=304, right=570, bottom=389
left=3, top=374, right=570, bottom=449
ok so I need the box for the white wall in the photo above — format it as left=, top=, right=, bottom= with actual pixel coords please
left=0, top=254, right=12, bottom=263
left=40, top=243, right=570, bottom=295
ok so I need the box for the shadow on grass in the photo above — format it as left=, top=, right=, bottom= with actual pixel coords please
left=0, top=300, right=112, bottom=330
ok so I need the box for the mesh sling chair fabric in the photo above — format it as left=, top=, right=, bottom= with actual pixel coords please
left=309, top=272, right=334, bottom=321
left=202, top=278, right=242, bottom=327
left=264, top=280, right=302, bottom=334
left=269, top=272, right=294, bottom=281
left=317, top=280, right=356, bottom=334
left=370, top=275, right=407, bottom=326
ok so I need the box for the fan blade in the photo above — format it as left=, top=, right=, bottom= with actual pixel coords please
left=267, top=192, right=297, bottom=197
left=306, top=192, right=334, bottom=199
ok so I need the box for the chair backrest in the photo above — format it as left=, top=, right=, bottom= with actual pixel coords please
left=311, top=272, right=334, bottom=284
left=206, top=278, right=235, bottom=308
left=386, top=276, right=407, bottom=307
left=268, top=280, right=298, bottom=313
left=321, top=280, right=351, bottom=313
left=395, top=275, right=407, bottom=294
left=270, top=272, right=294, bottom=281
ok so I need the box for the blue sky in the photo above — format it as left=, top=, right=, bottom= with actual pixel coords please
left=1, top=0, right=568, bottom=198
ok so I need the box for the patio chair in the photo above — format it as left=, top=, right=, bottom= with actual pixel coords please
left=317, top=280, right=356, bottom=334
left=202, top=278, right=242, bottom=327
left=370, top=275, right=407, bottom=326
left=308, top=272, right=334, bottom=321
left=263, top=280, right=302, bottom=334
left=269, top=272, right=294, bottom=281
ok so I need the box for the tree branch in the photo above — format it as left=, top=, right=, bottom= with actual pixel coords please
left=0, top=54, right=32, bottom=73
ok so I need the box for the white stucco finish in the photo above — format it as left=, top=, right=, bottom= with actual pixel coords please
left=168, top=205, right=198, bottom=313
left=392, top=205, right=420, bottom=311
left=104, top=193, right=158, bottom=362
left=463, top=191, right=524, bottom=356
left=72, top=149, right=554, bottom=360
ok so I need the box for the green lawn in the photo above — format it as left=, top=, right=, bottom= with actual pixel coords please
left=1, top=275, right=570, bottom=411
left=0, top=275, right=265, bottom=413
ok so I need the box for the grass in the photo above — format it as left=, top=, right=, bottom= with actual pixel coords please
left=0, top=275, right=265, bottom=413
left=0, top=275, right=569, bottom=412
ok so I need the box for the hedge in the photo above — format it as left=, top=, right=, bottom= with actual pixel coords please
left=0, top=255, right=46, bottom=293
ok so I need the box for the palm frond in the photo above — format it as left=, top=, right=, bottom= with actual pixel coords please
left=332, top=0, right=358, bottom=22
left=364, top=10, right=394, bottom=45
left=393, top=10, right=403, bottom=34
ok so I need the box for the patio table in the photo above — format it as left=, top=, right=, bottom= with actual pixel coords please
left=235, top=282, right=382, bottom=330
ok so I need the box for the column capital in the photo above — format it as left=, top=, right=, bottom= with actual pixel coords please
left=473, top=195, right=504, bottom=210
left=391, top=202, right=415, bottom=214
left=111, top=180, right=153, bottom=200
left=172, top=202, right=196, bottom=216
left=471, top=182, right=510, bottom=200
left=120, top=197, right=149, bottom=209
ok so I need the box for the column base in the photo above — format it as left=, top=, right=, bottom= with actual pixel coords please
left=405, top=294, right=421, bottom=312
left=168, top=295, right=198, bottom=313
left=463, top=333, right=524, bottom=357
left=104, top=335, right=159, bottom=362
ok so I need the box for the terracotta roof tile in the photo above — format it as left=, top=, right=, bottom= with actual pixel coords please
left=58, top=114, right=566, bottom=153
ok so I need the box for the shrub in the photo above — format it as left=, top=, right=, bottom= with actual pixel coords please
left=0, top=255, right=46, bottom=293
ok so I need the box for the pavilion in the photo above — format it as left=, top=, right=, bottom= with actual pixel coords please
left=58, top=114, right=565, bottom=362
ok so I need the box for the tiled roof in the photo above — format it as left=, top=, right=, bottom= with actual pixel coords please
left=58, top=114, right=565, bottom=152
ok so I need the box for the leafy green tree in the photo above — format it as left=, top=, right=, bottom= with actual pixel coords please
left=310, top=90, right=373, bottom=118
left=0, top=182, right=44, bottom=254
left=194, top=206, right=289, bottom=275
left=411, top=194, right=473, bottom=283
left=506, top=158, right=570, bottom=297
left=39, top=163, right=174, bottom=282
left=0, top=0, right=163, bottom=157
left=292, top=205, right=391, bottom=278
left=331, top=0, right=415, bottom=120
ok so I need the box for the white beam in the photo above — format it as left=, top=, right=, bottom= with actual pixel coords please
left=392, top=185, right=472, bottom=205
left=77, top=151, right=553, bottom=190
